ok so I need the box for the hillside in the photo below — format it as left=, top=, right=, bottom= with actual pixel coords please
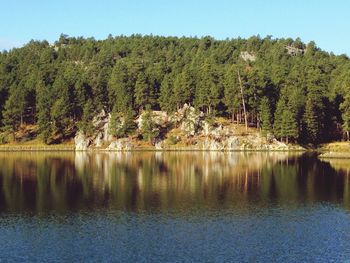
left=0, top=34, right=350, bottom=147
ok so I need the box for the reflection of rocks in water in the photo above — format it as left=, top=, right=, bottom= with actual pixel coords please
left=75, top=152, right=90, bottom=172
left=1, top=152, right=350, bottom=213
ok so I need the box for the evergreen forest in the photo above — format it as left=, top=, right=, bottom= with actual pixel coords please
left=1, top=34, right=350, bottom=145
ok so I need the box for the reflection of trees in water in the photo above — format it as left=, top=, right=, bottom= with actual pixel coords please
left=0, top=152, right=348, bottom=213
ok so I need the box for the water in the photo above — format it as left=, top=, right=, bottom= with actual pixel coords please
left=0, top=152, right=349, bottom=262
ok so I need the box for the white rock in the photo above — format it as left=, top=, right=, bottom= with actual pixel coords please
left=155, top=140, right=163, bottom=150
left=106, top=139, right=133, bottom=151
left=225, top=136, right=240, bottom=150
left=202, top=139, right=224, bottom=151
left=74, top=131, right=90, bottom=151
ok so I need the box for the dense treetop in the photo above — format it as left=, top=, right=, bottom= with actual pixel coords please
left=0, top=34, right=349, bottom=144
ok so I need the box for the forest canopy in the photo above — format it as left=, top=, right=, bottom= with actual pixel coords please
left=0, top=34, right=349, bottom=144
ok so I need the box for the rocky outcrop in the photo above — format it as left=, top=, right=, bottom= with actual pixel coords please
left=202, top=138, right=225, bottom=151
left=92, top=110, right=113, bottom=147
left=240, top=51, right=256, bottom=62
left=74, top=104, right=305, bottom=151
left=197, top=135, right=300, bottom=151
left=176, top=104, right=204, bottom=136
left=74, top=131, right=91, bottom=151
left=74, top=110, right=113, bottom=150
left=155, top=140, right=163, bottom=150
left=137, top=110, right=168, bottom=129
left=106, top=138, right=133, bottom=151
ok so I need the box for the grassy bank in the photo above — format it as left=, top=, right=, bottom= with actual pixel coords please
left=318, top=142, right=350, bottom=159
left=0, top=139, right=75, bottom=151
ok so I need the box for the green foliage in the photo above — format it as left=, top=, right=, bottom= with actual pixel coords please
left=195, top=60, right=221, bottom=114
left=2, top=90, right=23, bottom=141
left=159, top=74, right=175, bottom=112
left=303, top=92, right=324, bottom=144
left=282, top=105, right=298, bottom=143
left=273, top=98, right=285, bottom=139
left=166, top=134, right=180, bottom=145
left=110, top=106, right=136, bottom=138
left=79, top=99, right=95, bottom=136
left=224, top=65, right=241, bottom=119
left=134, top=72, right=151, bottom=111
left=0, top=34, right=349, bottom=145
left=274, top=96, right=298, bottom=143
left=140, top=109, right=159, bottom=143
left=0, top=132, right=9, bottom=144
left=340, top=93, right=350, bottom=140
left=36, top=82, right=53, bottom=143
left=259, top=97, right=272, bottom=133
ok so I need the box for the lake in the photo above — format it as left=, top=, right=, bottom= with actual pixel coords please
left=0, top=151, right=349, bottom=262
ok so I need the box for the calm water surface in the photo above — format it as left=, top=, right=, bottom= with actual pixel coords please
left=0, top=152, right=349, bottom=262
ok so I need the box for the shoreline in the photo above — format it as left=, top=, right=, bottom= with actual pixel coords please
left=0, top=144, right=307, bottom=152
left=1, top=141, right=349, bottom=157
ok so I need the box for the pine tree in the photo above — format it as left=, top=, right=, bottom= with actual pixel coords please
left=50, top=75, right=73, bottom=139
left=159, top=75, right=175, bottom=112
left=173, top=66, right=195, bottom=109
left=108, top=61, right=134, bottom=114
left=274, top=98, right=285, bottom=141
left=2, top=91, right=22, bottom=141
left=303, top=95, right=320, bottom=144
left=36, top=82, right=53, bottom=143
left=195, top=61, right=220, bottom=114
left=259, top=97, right=272, bottom=134
left=224, top=65, right=241, bottom=123
left=123, top=108, right=137, bottom=136
left=340, top=93, right=350, bottom=141
left=282, top=105, right=298, bottom=143
left=79, top=99, right=94, bottom=136
left=140, top=108, right=159, bottom=143
left=110, top=105, right=136, bottom=138
left=134, top=72, right=150, bottom=112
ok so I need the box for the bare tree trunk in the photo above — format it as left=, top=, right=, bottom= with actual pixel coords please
left=237, top=70, right=248, bottom=131
left=347, top=131, right=350, bottom=141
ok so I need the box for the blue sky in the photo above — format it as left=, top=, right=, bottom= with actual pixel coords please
left=1, top=0, right=349, bottom=54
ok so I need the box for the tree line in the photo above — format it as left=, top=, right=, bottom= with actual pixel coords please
left=0, top=34, right=349, bottom=144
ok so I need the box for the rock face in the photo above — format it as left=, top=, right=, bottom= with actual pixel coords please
left=197, top=136, right=298, bottom=151
left=155, top=140, right=163, bottom=150
left=92, top=110, right=113, bottom=147
left=106, top=138, right=133, bottom=151
left=137, top=110, right=168, bottom=130
left=202, top=138, right=225, bottom=151
left=75, top=110, right=113, bottom=150
left=74, top=104, right=305, bottom=151
left=240, top=51, right=256, bottom=62
left=74, top=131, right=90, bottom=151
left=174, top=104, right=204, bottom=136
